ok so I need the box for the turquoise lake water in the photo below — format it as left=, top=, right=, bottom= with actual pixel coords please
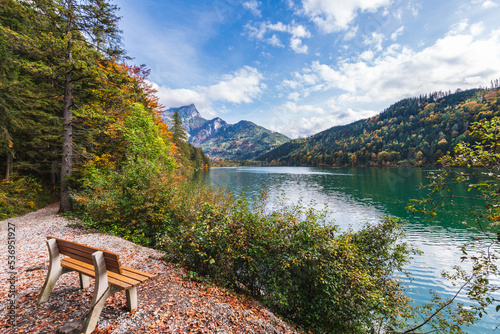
left=195, top=166, right=500, bottom=333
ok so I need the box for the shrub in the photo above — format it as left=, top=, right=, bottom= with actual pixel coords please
left=76, top=153, right=416, bottom=332
left=156, top=190, right=416, bottom=333
left=0, top=173, right=54, bottom=220
left=73, top=104, right=418, bottom=332
left=73, top=103, right=176, bottom=245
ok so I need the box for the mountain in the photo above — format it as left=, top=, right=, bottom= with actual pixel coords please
left=257, top=88, right=500, bottom=166
left=164, top=104, right=209, bottom=134
left=161, top=104, right=290, bottom=161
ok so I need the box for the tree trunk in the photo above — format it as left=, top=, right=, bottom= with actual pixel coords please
left=5, top=153, right=12, bottom=179
left=51, top=160, right=57, bottom=184
left=60, top=0, right=73, bottom=213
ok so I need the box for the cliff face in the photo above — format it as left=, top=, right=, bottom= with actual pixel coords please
left=162, top=104, right=208, bottom=135
left=189, top=117, right=228, bottom=146
left=161, top=105, right=290, bottom=161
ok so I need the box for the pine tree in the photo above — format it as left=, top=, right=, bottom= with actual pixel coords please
left=54, top=0, right=124, bottom=212
left=171, top=111, right=188, bottom=142
left=0, top=0, right=62, bottom=179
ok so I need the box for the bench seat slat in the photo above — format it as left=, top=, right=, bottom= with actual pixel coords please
left=60, top=259, right=130, bottom=290
left=60, top=251, right=122, bottom=274
left=121, top=266, right=157, bottom=279
left=120, top=267, right=155, bottom=281
left=61, top=258, right=132, bottom=290
left=61, top=258, right=144, bottom=288
left=58, top=244, right=120, bottom=262
left=48, top=237, right=120, bottom=257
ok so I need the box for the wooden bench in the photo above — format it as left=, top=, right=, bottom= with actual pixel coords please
left=37, top=236, right=157, bottom=334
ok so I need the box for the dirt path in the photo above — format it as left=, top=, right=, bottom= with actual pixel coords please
left=0, top=204, right=299, bottom=334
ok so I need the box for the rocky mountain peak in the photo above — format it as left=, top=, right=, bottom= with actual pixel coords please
left=166, top=104, right=200, bottom=120
left=161, top=104, right=290, bottom=160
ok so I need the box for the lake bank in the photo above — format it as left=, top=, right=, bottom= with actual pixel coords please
left=197, top=166, right=500, bottom=333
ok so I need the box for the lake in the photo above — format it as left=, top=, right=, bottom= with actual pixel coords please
left=195, top=166, right=499, bottom=333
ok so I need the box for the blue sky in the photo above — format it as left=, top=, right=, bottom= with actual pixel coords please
left=114, top=0, right=500, bottom=138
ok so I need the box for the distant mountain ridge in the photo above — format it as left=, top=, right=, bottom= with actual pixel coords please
left=161, top=104, right=290, bottom=161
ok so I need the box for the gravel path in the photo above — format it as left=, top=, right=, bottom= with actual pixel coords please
left=0, top=203, right=299, bottom=334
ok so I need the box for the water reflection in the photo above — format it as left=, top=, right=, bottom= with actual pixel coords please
left=196, top=167, right=499, bottom=333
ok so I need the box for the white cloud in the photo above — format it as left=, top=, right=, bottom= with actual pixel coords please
left=245, top=21, right=311, bottom=54
left=363, top=32, right=385, bottom=51
left=266, top=100, right=380, bottom=138
left=286, top=0, right=297, bottom=9
left=343, top=26, right=359, bottom=41
left=470, top=22, right=485, bottom=36
left=296, top=71, right=319, bottom=85
left=269, top=115, right=334, bottom=138
left=300, top=0, right=392, bottom=32
left=152, top=85, right=208, bottom=109
left=290, top=38, right=309, bottom=53
left=282, top=78, right=301, bottom=89
left=283, top=27, right=500, bottom=107
left=245, top=23, right=266, bottom=40
left=243, top=0, right=262, bottom=17
left=391, top=26, right=404, bottom=41
left=448, top=19, right=470, bottom=36
left=289, top=24, right=311, bottom=38
left=281, top=101, right=325, bottom=114
left=268, top=34, right=285, bottom=47
left=153, top=66, right=265, bottom=116
left=288, top=92, right=301, bottom=101
left=267, top=22, right=289, bottom=32
left=266, top=102, right=330, bottom=138
left=481, top=0, right=498, bottom=8
left=359, top=50, right=374, bottom=61
left=208, top=67, right=264, bottom=103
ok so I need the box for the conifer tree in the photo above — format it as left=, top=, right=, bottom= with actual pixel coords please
left=54, top=0, right=124, bottom=212
left=171, top=111, right=188, bottom=142
left=0, top=0, right=62, bottom=179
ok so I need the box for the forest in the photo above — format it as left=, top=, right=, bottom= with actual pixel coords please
left=257, top=87, right=500, bottom=166
left=0, top=0, right=209, bottom=217
left=1, top=1, right=497, bottom=333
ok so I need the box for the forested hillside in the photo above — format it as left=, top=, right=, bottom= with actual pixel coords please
left=258, top=88, right=500, bottom=166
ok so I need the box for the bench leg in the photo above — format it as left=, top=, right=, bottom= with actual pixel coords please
left=82, top=287, right=112, bottom=334
left=79, top=273, right=90, bottom=289
left=38, top=239, right=63, bottom=304
left=81, top=250, right=112, bottom=334
left=126, top=286, right=137, bottom=311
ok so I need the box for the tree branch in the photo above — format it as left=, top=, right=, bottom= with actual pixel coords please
left=401, top=277, right=472, bottom=334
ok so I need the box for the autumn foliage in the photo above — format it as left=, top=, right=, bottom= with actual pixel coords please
left=0, top=1, right=456, bottom=333
left=259, top=88, right=500, bottom=167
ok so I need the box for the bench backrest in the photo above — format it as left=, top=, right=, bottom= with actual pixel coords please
left=47, top=236, right=122, bottom=274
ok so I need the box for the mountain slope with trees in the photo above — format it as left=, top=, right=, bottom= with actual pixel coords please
left=257, top=88, right=500, bottom=166
left=170, top=111, right=211, bottom=169
left=162, top=104, right=290, bottom=160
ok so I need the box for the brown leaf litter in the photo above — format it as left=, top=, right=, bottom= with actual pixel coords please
left=0, top=203, right=300, bottom=334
